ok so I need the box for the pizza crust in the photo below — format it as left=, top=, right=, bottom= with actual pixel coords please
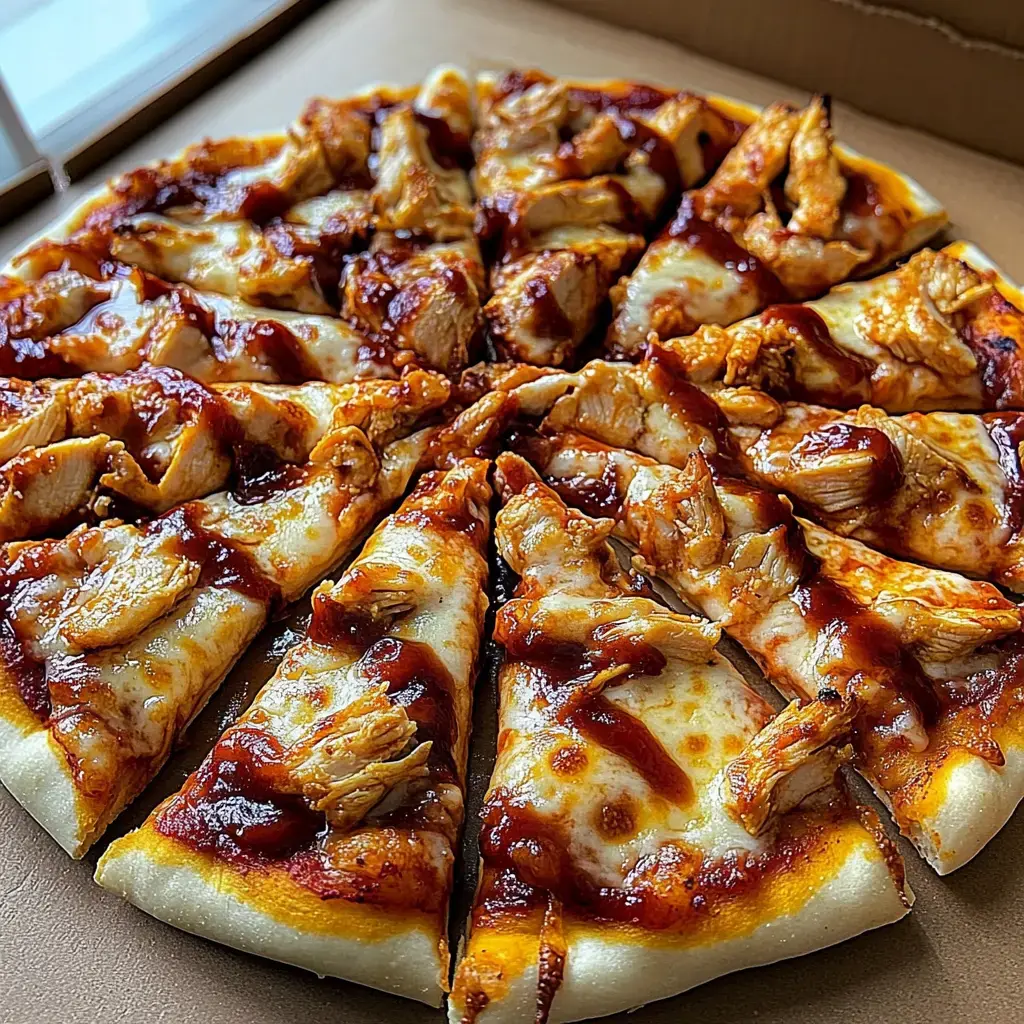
left=451, top=835, right=912, bottom=1024
left=894, top=745, right=1024, bottom=875
left=0, top=714, right=87, bottom=857
left=95, top=826, right=449, bottom=1006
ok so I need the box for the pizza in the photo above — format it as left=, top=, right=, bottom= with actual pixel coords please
left=449, top=453, right=909, bottom=1023
left=0, top=61, right=1022, bottom=1024
left=96, top=459, right=490, bottom=1005
left=605, top=95, right=948, bottom=358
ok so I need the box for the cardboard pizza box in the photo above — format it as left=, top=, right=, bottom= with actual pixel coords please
left=1, top=1, right=1023, bottom=1023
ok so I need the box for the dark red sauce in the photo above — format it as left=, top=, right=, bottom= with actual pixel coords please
left=983, top=413, right=1024, bottom=533
left=791, top=572, right=941, bottom=733
left=229, top=443, right=310, bottom=506
left=147, top=503, right=282, bottom=610
left=667, top=194, right=788, bottom=303
left=415, top=111, right=473, bottom=170
left=156, top=726, right=326, bottom=862
left=759, top=303, right=872, bottom=407
left=646, top=341, right=738, bottom=462
left=362, top=636, right=459, bottom=781
left=564, top=692, right=693, bottom=804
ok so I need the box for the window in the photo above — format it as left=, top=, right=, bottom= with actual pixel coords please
left=0, top=0, right=308, bottom=210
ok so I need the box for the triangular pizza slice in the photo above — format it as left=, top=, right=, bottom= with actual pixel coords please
left=0, top=380, right=446, bottom=857
left=605, top=95, right=946, bottom=357
left=449, top=453, right=909, bottom=1024
left=0, top=368, right=448, bottom=542
left=472, top=70, right=743, bottom=366
left=488, top=350, right=1024, bottom=589
left=96, top=458, right=491, bottom=1005
left=516, top=429, right=1024, bottom=873
left=649, top=241, right=1024, bottom=411
left=0, top=241, right=467, bottom=381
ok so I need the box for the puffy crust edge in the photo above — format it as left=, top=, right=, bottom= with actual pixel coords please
left=0, top=707, right=87, bottom=857
left=95, top=823, right=448, bottom=1006
left=884, top=744, right=1024, bottom=876
left=450, top=831, right=911, bottom=1024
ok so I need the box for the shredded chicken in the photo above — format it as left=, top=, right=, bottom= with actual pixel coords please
left=802, top=520, right=1021, bottom=662
left=784, top=96, right=846, bottom=239
left=855, top=249, right=988, bottom=376
left=699, top=101, right=800, bottom=227
left=743, top=199, right=868, bottom=297
left=284, top=693, right=431, bottom=830
left=723, top=693, right=857, bottom=836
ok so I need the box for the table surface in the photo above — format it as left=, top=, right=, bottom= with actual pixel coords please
left=2, top=2, right=1023, bottom=1022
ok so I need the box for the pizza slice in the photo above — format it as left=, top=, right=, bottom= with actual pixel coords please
left=449, top=453, right=910, bottom=1024
left=728, top=396, right=1024, bottom=590
left=515, top=430, right=1024, bottom=873
left=0, top=368, right=448, bottom=543
left=653, top=241, right=1024, bottom=411
left=0, top=241, right=469, bottom=380
left=96, top=458, right=491, bottom=1004
left=486, top=349, right=1024, bottom=590
left=472, top=70, right=743, bottom=366
left=605, top=96, right=946, bottom=357
left=0, top=379, right=447, bottom=858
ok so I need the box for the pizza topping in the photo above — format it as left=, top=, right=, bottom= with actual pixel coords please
left=282, top=692, right=431, bottom=830
left=785, top=97, right=846, bottom=239
left=724, top=692, right=857, bottom=836
left=855, top=249, right=987, bottom=377
left=801, top=521, right=1021, bottom=663
left=373, top=106, right=474, bottom=239
left=700, top=101, right=801, bottom=227
left=665, top=194, right=788, bottom=304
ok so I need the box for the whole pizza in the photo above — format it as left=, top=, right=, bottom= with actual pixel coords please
left=0, top=64, right=1022, bottom=1023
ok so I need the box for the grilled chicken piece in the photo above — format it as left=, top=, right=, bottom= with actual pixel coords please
left=854, top=248, right=989, bottom=377
left=700, top=101, right=801, bottom=229
left=485, top=225, right=644, bottom=365
left=0, top=435, right=117, bottom=542
left=785, top=97, right=846, bottom=238
left=373, top=106, right=474, bottom=239
left=284, top=691, right=432, bottom=829
left=724, top=693, right=857, bottom=836
left=801, top=521, right=1021, bottom=663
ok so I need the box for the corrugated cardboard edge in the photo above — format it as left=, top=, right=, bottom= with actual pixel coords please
left=542, top=0, right=1024, bottom=166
